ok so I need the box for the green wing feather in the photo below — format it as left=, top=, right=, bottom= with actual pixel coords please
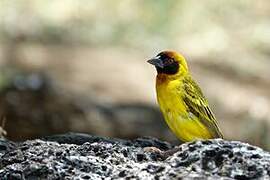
left=180, top=75, right=223, bottom=138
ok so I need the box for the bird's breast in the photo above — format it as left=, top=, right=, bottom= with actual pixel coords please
left=156, top=77, right=187, bottom=117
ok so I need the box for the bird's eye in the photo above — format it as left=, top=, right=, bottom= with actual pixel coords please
left=164, top=58, right=174, bottom=65
left=169, top=58, right=174, bottom=63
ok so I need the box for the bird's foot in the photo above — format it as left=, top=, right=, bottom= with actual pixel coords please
left=143, top=146, right=181, bottom=160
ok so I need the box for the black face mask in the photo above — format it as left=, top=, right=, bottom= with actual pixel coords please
left=148, top=53, right=179, bottom=75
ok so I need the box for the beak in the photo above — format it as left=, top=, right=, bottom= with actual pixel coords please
left=147, top=57, right=164, bottom=68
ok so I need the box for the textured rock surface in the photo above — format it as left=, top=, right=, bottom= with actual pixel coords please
left=0, top=133, right=270, bottom=179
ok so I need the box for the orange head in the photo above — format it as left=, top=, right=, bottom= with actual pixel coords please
left=147, top=51, right=189, bottom=79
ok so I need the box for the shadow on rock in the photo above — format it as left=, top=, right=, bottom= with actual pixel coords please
left=0, top=71, right=172, bottom=142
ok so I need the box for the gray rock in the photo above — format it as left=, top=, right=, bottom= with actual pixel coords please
left=0, top=133, right=270, bottom=179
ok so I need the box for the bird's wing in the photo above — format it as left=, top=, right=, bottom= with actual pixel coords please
left=180, top=76, right=223, bottom=138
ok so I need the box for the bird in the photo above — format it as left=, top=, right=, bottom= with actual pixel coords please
left=147, top=50, right=223, bottom=142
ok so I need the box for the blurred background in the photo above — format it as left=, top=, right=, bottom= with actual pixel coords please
left=0, top=0, right=270, bottom=150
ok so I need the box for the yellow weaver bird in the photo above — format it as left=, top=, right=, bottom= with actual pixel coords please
left=148, top=51, right=223, bottom=142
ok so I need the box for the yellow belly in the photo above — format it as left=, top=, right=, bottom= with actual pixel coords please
left=156, top=79, right=212, bottom=142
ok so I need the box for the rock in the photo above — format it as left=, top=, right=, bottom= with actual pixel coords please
left=0, top=133, right=270, bottom=179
